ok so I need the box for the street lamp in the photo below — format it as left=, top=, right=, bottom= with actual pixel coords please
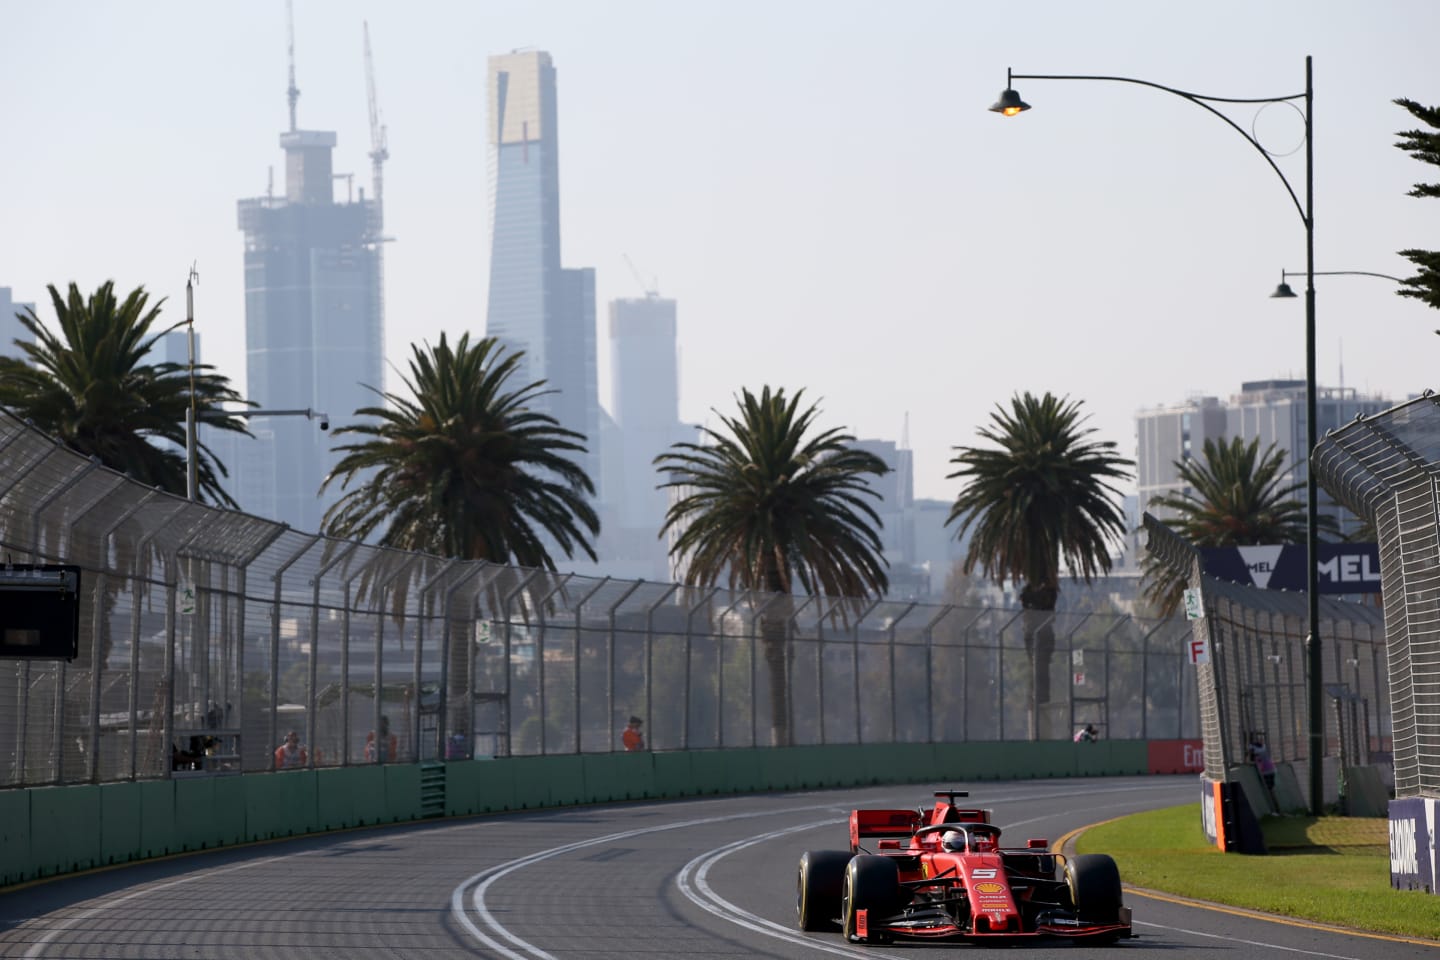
left=991, top=59, right=1327, bottom=815
left=179, top=267, right=330, bottom=505
left=185, top=407, right=330, bottom=501
left=1270, top=269, right=1404, bottom=299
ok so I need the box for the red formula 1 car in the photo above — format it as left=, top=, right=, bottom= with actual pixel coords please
left=796, top=789, right=1132, bottom=945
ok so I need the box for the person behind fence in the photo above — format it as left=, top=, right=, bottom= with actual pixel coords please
left=1248, top=731, right=1276, bottom=792
left=273, top=730, right=307, bottom=769
left=1073, top=723, right=1098, bottom=743
left=366, top=715, right=398, bottom=763
left=622, top=715, right=645, bottom=752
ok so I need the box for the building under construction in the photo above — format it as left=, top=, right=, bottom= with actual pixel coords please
left=232, top=14, right=386, bottom=533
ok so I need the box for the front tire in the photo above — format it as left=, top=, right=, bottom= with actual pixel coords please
left=797, top=850, right=851, bottom=931
left=841, top=855, right=900, bottom=943
left=1065, top=853, right=1123, bottom=924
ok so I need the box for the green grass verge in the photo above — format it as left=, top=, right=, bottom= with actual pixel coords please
left=1075, top=803, right=1440, bottom=941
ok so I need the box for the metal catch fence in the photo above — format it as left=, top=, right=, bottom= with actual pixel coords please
left=1143, top=513, right=1388, bottom=800
left=1, top=410, right=1199, bottom=788
left=1313, top=391, right=1440, bottom=799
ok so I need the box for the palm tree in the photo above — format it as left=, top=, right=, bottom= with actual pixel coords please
left=946, top=392, right=1132, bottom=737
left=655, top=385, right=888, bottom=746
left=320, top=332, right=598, bottom=567
left=1141, top=435, right=1334, bottom=616
left=0, top=281, right=249, bottom=504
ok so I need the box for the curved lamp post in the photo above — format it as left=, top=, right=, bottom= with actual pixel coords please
left=1271, top=269, right=1404, bottom=299
left=991, top=59, right=1326, bottom=815
left=185, top=407, right=330, bottom=501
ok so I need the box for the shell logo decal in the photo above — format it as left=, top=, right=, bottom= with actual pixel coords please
left=974, top=881, right=1005, bottom=894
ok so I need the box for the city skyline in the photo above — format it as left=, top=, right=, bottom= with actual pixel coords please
left=3, top=1, right=1437, bottom=505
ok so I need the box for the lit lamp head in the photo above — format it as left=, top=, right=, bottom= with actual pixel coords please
left=989, top=86, right=1031, bottom=117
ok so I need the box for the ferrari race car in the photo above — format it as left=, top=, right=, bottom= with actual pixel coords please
left=796, top=789, right=1132, bottom=945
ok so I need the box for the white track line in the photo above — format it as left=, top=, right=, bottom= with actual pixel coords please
left=451, top=781, right=1190, bottom=957
left=675, top=820, right=868, bottom=957
left=450, top=803, right=850, bottom=959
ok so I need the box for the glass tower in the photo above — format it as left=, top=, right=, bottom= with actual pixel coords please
left=486, top=51, right=599, bottom=489
left=237, top=128, right=383, bottom=532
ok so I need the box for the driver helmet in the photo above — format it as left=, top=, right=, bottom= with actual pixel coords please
left=941, top=830, right=967, bottom=851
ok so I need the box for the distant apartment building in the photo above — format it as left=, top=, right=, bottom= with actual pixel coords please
left=0, top=287, right=35, bottom=361
left=853, top=438, right=915, bottom=562
left=485, top=50, right=600, bottom=489
left=235, top=113, right=383, bottom=530
left=1136, top=379, right=1392, bottom=540
left=851, top=439, right=978, bottom=601
left=608, top=294, right=678, bottom=526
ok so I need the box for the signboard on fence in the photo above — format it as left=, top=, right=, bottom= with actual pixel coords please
left=0, top=564, right=81, bottom=661
left=1200, top=543, right=1381, bottom=594
left=1390, top=797, right=1437, bottom=893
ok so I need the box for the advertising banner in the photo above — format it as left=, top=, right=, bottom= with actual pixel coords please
left=1390, top=797, right=1436, bottom=893
left=1147, top=739, right=1204, bottom=774
left=1200, top=543, right=1381, bottom=594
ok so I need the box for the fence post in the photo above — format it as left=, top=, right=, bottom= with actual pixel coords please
left=889, top=603, right=917, bottom=742
left=270, top=536, right=321, bottom=768
left=413, top=559, right=458, bottom=761
left=533, top=572, right=572, bottom=753
left=852, top=599, right=882, bottom=744
left=714, top=591, right=749, bottom=748
left=748, top=593, right=790, bottom=747
left=606, top=580, right=645, bottom=752
left=815, top=598, right=847, bottom=745
left=497, top=569, right=540, bottom=755
left=644, top=584, right=679, bottom=748
left=683, top=586, right=720, bottom=749
left=438, top=563, right=485, bottom=760
left=918, top=604, right=955, bottom=743
left=309, top=539, right=361, bottom=767
left=785, top=597, right=816, bottom=745
left=568, top=577, right=609, bottom=754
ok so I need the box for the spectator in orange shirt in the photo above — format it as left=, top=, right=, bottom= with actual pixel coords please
left=274, top=730, right=308, bottom=769
left=622, top=715, right=645, bottom=752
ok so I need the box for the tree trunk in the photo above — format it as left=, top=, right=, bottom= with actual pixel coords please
left=762, top=614, right=790, bottom=747
left=445, top=618, right=470, bottom=758
left=1020, top=582, right=1058, bottom=740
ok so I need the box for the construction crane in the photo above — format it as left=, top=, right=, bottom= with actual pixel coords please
left=364, top=21, right=390, bottom=344
left=622, top=254, right=659, bottom=298
left=364, top=21, right=389, bottom=218
left=286, top=0, right=300, bottom=131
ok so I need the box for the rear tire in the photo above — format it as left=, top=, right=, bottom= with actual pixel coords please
left=796, top=850, right=851, bottom=931
left=841, top=855, right=900, bottom=943
left=1065, top=853, right=1123, bottom=924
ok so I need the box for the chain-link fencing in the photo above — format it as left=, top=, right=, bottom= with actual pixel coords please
left=1314, top=391, right=1440, bottom=800
left=1, top=410, right=1200, bottom=788
left=1143, top=513, right=1389, bottom=801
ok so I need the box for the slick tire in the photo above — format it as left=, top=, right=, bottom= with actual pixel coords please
left=1065, top=853, right=1123, bottom=924
left=841, top=855, right=900, bottom=943
left=796, top=850, right=851, bottom=931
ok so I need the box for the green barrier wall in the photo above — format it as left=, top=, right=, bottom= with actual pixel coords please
left=1, top=740, right=1154, bottom=889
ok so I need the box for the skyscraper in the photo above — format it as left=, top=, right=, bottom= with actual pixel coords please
left=609, top=294, right=678, bottom=527
left=485, top=51, right=599, bottom=489
left=236, top=100, right=383, bottom=531
left=1136, top=379, right=1393, bottom=542
left=599, top=294, right=691, bottom=578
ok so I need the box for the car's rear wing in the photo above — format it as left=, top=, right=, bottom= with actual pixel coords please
left=850, top=808, right=923, bottom=850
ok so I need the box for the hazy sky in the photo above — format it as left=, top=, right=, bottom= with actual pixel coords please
left=4, top=1, right=1437, bottom=502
